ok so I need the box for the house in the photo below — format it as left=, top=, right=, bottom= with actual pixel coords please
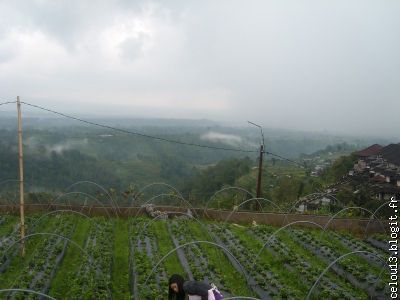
left=352, top=143, right=400, bottom=200
left=353, top=143, right=400, bottom=171
left=379, top=143, right=400, bottom=170
left=353, top=144, right=383, bottom=172
left=353, top=143, right=383, bottom=159
left=396, top=174, right=400, bottom=188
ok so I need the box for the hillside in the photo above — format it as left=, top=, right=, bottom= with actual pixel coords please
left=0, top=122, right=391, bottom=194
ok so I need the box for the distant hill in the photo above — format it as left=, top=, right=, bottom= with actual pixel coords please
left=0, top=121, right=396, bottom=199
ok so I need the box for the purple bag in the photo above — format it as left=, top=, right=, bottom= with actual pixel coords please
left=212, top=290, right=224, bottom=300
left=210, top=283, right=224, bottom=300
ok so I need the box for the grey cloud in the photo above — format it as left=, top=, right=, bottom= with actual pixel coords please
left=0, top=0, right=151, bottom=50
left=0, top=0, right=399, bottom=137
left=0, top=46, right=15, bottom=63
left=119, top=33, right=149, bottom=60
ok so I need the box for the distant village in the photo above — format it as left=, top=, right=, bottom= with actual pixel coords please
left=351, top=143, right=400, bottom=201
left=298, top=143, right=400, bottom=212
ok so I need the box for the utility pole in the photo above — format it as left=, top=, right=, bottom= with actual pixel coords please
left=248, top=121, right=264, bottom=211
left=256, top=144, right=264, bottom=199
left=17, top=96, right=25, bottom=257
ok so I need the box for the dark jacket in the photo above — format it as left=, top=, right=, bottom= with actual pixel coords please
left=183, top=281, right=212, bottom=300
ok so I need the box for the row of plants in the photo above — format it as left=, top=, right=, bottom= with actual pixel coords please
left=1, top=216, right=31, bottom=275
left=248, top=225, right=367, bottom=299
left=332, top=231, right=388, bottom=266
left=0, top=214, right=62, bottom=274
left=66, top=217, right=114, bottom=299
left=290, top=228, right=389, bottom=298
left=0, top=216, right=20, bottom=268
left=129, top=217, right=169, bottom=299
left=168, top=218, right=232, bottom=295
left=366, top=234, right=389, bottom=253
left=8, top=215, right=76, bottom=299
left=0, top=215, right=7, bottom=226
left=208, top=223, right=291, bottom=299
left=184, top=220, right=256, bottom=296
left=0, top=214, right=76, bottom=299
left=0, top=214, right=392, bottom=299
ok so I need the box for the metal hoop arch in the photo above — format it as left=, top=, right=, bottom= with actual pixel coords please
left=0, top=233, right=90, bottom=262
left=306, top=250, right=389, bottom=300
left=143, top=241, right=251, bottom=288
left=137, top=211, right=215, bottom=243
left=322, top=206, right=386, bottom=237
left=203, top=186, right=254, bottom=217
left=65, top=181, right=119, bottom=216
left=286, top=192, right=344, bottom=214
left=0, top=289, right=56, bottom=300
left=0, top=179, right=20, bottom=187
left=0, top=179, right=20, bottom=206
left=133, top=193, right=194, bottom=218
left=48, top=192, right=112, bottom=218
left=223, top=197, right=282, bottom=228
left=364, top=200, right=391, bottom=237
left=253, top=220, right=325, bottom=269
left=131, top=182, right=184, bottom=206
left=30, top=210, right=94, bottom=232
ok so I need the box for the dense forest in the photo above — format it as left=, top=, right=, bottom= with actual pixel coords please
left=0, top=116, right=394, bottom=212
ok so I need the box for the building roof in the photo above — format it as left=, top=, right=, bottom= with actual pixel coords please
left=380, top=143, right=400, bottom=166
left=371, top=175, right=386, bottom=183
left=373, top=167, right=386, bottom=173
left=381, top=169, right=397, bottom=177
left=353, top=144, right=383, bottom=157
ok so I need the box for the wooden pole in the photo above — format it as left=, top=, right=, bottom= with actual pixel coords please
left=17, top=96, right=25, bottom=257
left=248, top=121, right=264, bottom=211
left=256, top=144, right=264, bottom=202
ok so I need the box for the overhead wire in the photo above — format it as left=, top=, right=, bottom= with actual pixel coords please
left=18, top=101, right=305, bottom=166
left=264, top=151, right=306, bottom=168
left=0, top=100, right=17, bottom=106
left=21, top=101, right=257, bottom=153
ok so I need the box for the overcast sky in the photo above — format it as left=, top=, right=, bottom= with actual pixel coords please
left=0, top=0, right=399, bottom=137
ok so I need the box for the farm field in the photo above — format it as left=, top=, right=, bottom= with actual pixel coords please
left=0, top=212, right=391, bottom=299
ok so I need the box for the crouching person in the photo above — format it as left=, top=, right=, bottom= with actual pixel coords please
left=168, top=274, right=223, bottom=300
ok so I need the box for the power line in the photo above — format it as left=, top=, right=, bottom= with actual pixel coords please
left=264, top=151, right=305, bottom=168
left=19, top=101, right=305, bottom=166
left=0, top=101, right=17, bottom=106
left=266, top=151, right=305, bottom=167
left=21, top=101, right=257, bottom=153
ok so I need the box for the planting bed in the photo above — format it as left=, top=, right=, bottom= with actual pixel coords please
left=0, top=213, right=391, bottom=299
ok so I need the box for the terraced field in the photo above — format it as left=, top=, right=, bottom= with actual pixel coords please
left=0, top=213, right=391, bottom=299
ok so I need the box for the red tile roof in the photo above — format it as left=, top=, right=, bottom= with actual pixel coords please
left=380, top=143, right=400, bottom=166
left=371, top=175, right=386, bottom=182
left=353, top=144, right=383, bottom=157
